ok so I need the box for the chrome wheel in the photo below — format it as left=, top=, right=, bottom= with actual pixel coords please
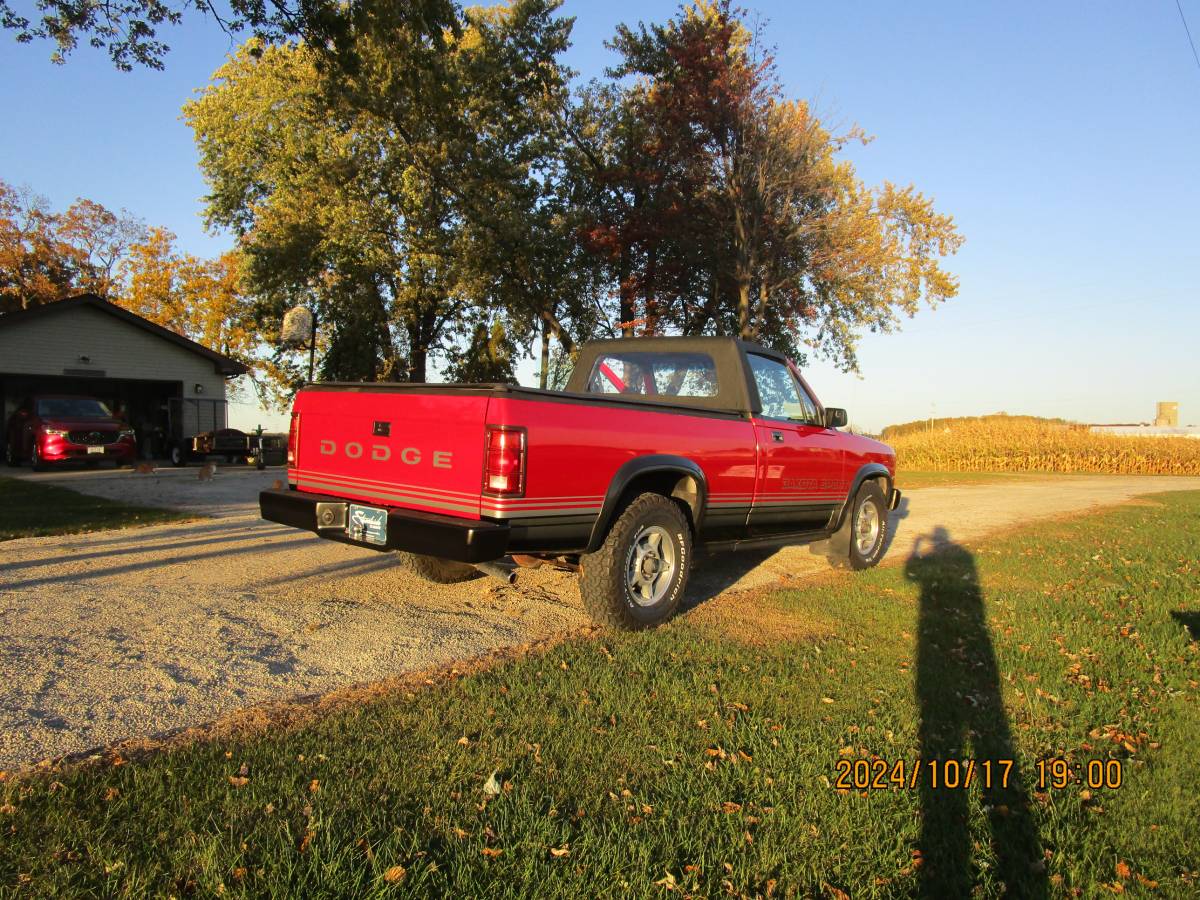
left=855, top=498, right=882, bottom=557
left=625, top=524, right=677, bottom=607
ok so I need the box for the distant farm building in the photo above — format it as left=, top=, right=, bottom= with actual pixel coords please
left=1090, top=402, right=1199, bottom=438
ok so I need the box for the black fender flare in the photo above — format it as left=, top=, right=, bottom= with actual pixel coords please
left=586, top=455, right=708, bottom=552
left=830, top=463, right=893, bottom=531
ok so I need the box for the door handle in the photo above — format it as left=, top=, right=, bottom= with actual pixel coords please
left=771, top=430, right=784, bottom=443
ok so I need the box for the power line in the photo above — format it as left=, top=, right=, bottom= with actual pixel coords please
left=1177, top=0, right=1200, bottom=73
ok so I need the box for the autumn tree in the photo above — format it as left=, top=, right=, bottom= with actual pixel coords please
left=332, top=0, right=598, bottom=373
left=57, top=197, right=147, bottom=297
left=0, top=181, right=77, bottom=310
left=186, top=0, right=596, bottom=390
left=116, top=227, right=265, bottom=397
left=583, top=1, right=963, bottom=370
left=0, top=179, right=146, bottom=311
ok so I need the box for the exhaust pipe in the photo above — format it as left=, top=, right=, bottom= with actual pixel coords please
left=473, top=561, right=516, bottom=584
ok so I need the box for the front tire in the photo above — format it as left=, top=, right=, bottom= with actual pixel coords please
left=4, top=442, right=20, bottom=467
left=829, top=480, right=889, bottom=570
left=31, top=443, right=45, bottom=472
left=399, top=552, right=481, bottom=584
left=579, top=492, right=692, bottom=630
left=169, top=444, right=186, bottom=467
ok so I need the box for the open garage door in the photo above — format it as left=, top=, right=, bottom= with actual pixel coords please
left=1, top=374, right=182, bottom=460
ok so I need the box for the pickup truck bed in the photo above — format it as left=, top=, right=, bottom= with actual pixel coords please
left=261, top=336, right=900, bottom=628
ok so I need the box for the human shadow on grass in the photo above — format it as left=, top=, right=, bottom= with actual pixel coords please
left=905, top=526, right=1048, bottom=898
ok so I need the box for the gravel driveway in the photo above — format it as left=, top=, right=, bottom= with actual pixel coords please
left=2, top=468, right=1198, bottom=769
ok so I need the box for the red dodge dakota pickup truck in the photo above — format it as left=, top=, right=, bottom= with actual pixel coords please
left=260, top=336, right=901, bottom=628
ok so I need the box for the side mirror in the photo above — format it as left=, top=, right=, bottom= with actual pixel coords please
left=824, top=407, right=848, bottom=429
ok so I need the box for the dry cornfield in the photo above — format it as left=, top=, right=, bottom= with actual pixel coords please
left=885, top=416, right=1200, bottom=476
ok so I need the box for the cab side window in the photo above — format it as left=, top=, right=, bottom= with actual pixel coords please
left=748, top=354, right=818, bottom=423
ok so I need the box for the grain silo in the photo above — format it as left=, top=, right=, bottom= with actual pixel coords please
left=1155, top=402, right=1179, bottom=427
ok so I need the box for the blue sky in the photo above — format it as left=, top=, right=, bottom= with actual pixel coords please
left=2, top=0, right=1198, bottom=432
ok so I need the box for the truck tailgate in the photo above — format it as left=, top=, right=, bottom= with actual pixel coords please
left=290, top=388, right=488, bottom=519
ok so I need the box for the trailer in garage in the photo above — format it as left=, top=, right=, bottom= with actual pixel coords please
left=0, top=293, right=250, bottom=462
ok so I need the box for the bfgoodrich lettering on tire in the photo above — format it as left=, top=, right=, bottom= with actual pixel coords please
left=400, top=552, right=481, bottom=584
left=579, top=492, right=692, bottom=629
left=829, top=479, right=889, bottom=570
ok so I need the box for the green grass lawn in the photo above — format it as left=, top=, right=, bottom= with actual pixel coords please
left=0, top=476, right=188, bottom=540
left=2, top=494, right=1198, bottom=897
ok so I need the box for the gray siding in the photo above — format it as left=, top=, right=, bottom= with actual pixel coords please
left=0, top=305, right=230, bottom=435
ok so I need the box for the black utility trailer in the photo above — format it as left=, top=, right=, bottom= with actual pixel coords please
left=164, top=398, right=285, bottom=467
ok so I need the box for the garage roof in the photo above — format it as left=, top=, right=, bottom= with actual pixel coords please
left=0, top=294, right=250, bottom=376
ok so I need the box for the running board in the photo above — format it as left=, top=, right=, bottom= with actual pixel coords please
left=699, top=529, right=834, bottom=555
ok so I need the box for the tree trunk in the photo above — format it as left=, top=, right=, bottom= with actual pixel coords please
left=618, top=246, right=636, bottom=338
left=404, top=315, right=428, bottom=383
left=644, top=245, right=658, bottom=335
left=538, top=317, right=550, bottom=389
left=737, top=280, right=752, bottom=338
left=539, top=307, right=575, bottom=354
left=755, top=281, right=769, bottom=339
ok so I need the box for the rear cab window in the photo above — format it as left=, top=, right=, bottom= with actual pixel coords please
left=586, top=351, right=719, bottom=398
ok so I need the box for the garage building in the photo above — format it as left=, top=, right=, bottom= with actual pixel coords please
left=0, top=293, right=249, bottom=460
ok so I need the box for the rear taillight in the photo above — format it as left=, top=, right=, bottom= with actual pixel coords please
left=483, top=426, right=526, bottom=497
left=287, top=411, right=300, bottom=466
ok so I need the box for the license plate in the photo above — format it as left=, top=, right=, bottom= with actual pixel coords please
left=87, top=445, right=105, bottom=455
left=348, top=504, right=388, bottom=546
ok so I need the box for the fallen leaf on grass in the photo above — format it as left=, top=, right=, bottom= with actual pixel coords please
left=654, top=870, right=678, bottom=889
left=228, top=776, right=249, bottom=788
left=309, top=780, right=320, bottom=794
left=821, top=697, right=835, bottom=704
left=549, top=845, right=570, bottom=858
left=383, top=865, right=406, bottom=883
left=483, top=771, right=502, bottom=796
left=1115, top=861, right=1131, bottom=880
left=298, top=831, right=314, bottom=854
left=481, top=847, right=503, bottom=858
left=104, top=787, right=120, bottom=801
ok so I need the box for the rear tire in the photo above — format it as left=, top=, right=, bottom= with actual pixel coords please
left=399, top=552, right=481, bottom=584
left=829, top=480, right=889, bottom=570
left=579, top=492, right=691, bottom=630
left=169, top=444, right=186, bottom=467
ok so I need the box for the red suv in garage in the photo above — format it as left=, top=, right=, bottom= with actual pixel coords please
left=4, top=395, right=137, bottom=470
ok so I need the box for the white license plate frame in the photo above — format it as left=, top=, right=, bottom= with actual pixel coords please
left=348, top=504, right=388, bottom=546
